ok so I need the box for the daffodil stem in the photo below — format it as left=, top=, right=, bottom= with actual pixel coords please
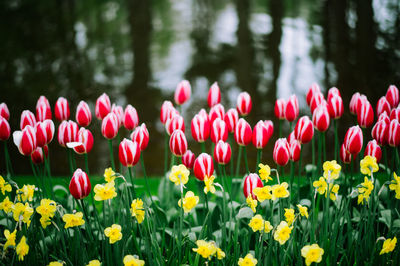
left=318, top=131, right=322, bottom=174
left=128, top=167, right=137, bottom=199
left=311, top=192, right=316, bottom=243
left=108, top=139, right=115, bottom=171
left=243, top=147, right=249, bottom=174
left=78, top=199, right=95, bottom=244
left=178, top=187, right=184, bottom=263
left=394, top=147, right=400, bottom=173
left=235, top=146, right=243, bottom=177
left=140, top=156, right=155, bottom=206
left=256, top=149, right=262, bottom=173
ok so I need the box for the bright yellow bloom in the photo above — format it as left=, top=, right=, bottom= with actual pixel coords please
left=62, top=212, right=85, bottom=228
left=16, top=236, right=29, bottom=261
left=326, top=184, right=339, bottom=201
left=193, top=240, right=214, bottom=259
left=11, top=202, right=34, bottom=226
left=87, top=260, right=101, bottom=266
left=131, top=199, right=145, bottom=224
left=36, top=199, right=57, bottom=217
left=216, top=247, right=225, bottom=260
left=274, top=221, right=293, bottom=245
left=238, top=253, right=257, bottom=266
left=380, top=237, right=397, bottom=255
left=204, top=175, right=216, bottom=194
left=104, top=167, right=116, bottom=183
left=389, top=172, right=400, bottom=199
left=3, top=229, right=17, bottom=250
left=178, top=191, right=199, bottom=213
left=357, top=176, right=374, bottom=205
left=123, top=255, right=145, bottom=266
left=271, top=182, right=290, bottom=200
left=249, top=214, right=264, bottom=232
left=17, top=184, right=35, bottom=202
left=169, top=164, right=189, bottom=186
left=48, top=262, right=63, bottom=266
left=104, top=224, right=122, bottom=244
left=264, top=221, right=273, bottom=233
left=94, top=182, right=117, bottom=201
left=246, top=196, right=257, bottom=213
left=284, top=208, right=295, bottom=226
left=258, top=163, right=272, bottom=182
left=0, top=175, right=12, bottom=195
left=360, top=155, right=379, bottom=176
left=323, top=160, right=341, bottom=181
left=253, top=186, right=272, bottom=202
left=297, top=204, right=309, bottom=218
left=301, top=243, right=324, bottom=265
left=313, top=177, right=327, bottom=195
left=0, top=196, right=13, bottom=213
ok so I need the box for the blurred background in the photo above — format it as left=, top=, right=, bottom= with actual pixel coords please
left=1, top=0, right=399, bottom=176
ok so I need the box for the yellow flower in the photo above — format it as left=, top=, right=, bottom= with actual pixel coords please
left=297, top=204, right=309, bottom=218
left=62, top=212, right=85, bottom=228
left=246, top=196, right=257, bottom=213
left=94, top=182, right=117, bottom=201
left=104, top=167, right=116, bottom=183
left=48, top=262, right=64, bottom=266
left=271, top=182, right=290, bottom=200
left=16, top=236, right=29, bottom=261
left=131, top=199, right=145, bottom=224
left=274, top=221, right=293, bottom=245
left=360, top=155, right=379, bottom=176
left=284, top=208, right=295, bottom=226
left=36, top=199, right=57, bottom=218
left=123, top=255, right=145, bottom=266
left=264, top=221, right=273, bottom=233
left=192, top=240, right=214, bottom=259
left=104, top=224, right=122, bottom=244
left=0, top=196, right=13, bottom=213
left=169, top=164, right=189, bottom=186
left=17, top=184, right=35, bottom=202
left=380, top=236, right=397, bottom=255
left=216, top=247, right=225, bottom=260
left=313, top=177, right=327, bottom=195
left=0, top=175, right=12, bottom=195
left=253, top=186, right=272, bottom=202
left=249, top=214, right=264, bottom=232
left=258, top=163, right=272, bottom=182
left=323, top=160, right=341, bottom=181
left=389, top=172, right=400, bottom=199
left=87, top=260, right=101, bottom=266
left=40, top=216, right=52, bottom=229
left=238, top=253, right=257, bottom=266
left=11, top=202, right=34, bottom=226
left=301, top=243, right=324, bottom=265
left=357, top=176, right=374, bottom=205
left=178, top=191, right=199, bottom=213
left=204, top=175, right=216, bottom=194
left=326, top=184, right=339, bottom=201
left=3, top=229, right=17, bottom=250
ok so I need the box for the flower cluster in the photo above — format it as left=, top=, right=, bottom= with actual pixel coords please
left=192, top=240, right=225, bottom=260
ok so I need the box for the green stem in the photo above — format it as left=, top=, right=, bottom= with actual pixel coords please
left=235, top=146, right=243, bottom=177
left=312, top=136, right=315, bottom=177
left=334, top=120, right=338, bottom=161
left=108, top=139, right=115, bottom=171
left=200, top=142, right=206, bottom=154
left=318, top=131, right=322, bottom=173
left=164, top=133, right=169, bottom=174
left=3, top=141, right=14, bottom=177
left=322, top=132, right=326, bottom=163
left=43, top=147, right=55, bottom=199
left=178, top=187, right=183, bottom=263
left=67, top=149, right=74, bottom=176
left=278, top=119, right=282, bottom=138
left=256, top=149, right=262, bottom=173
left=229, top=134, right=234, bottom=176
left=243, top=146, right=249, bottom=174
left=84, top=153, right=90, bottom=175
left=140, top=156, right=155, bottom=206
left=128, top=167, right=137, bottom=199
left=290, top=161, right=294, bottom=202
left=298, top=147, right=303, bottom=202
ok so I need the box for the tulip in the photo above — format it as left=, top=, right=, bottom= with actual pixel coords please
left=390, top=107, right=400, bottom=122
left=0, top=103, right=10, bottom=120
left=207, top=82, right=221, bottom=108
left=355, top=94, right=368, bottom=114
left=274, top=98, right=286, bottom=120
left=67, top=128, right=94, bottom=154
left=198, top=109, right=209, bottom=122
left=214, top=140, right=231, bottom=165
left=210, top=118, right=228, bottom=144
left=101, top=113, right=119, bottom=139
left=364, top=140, right=382, bottom=163
left=306, top=83, right=321, bottom=106
left=182, top=150, right=195, bottom=170
left=95, top=93, right=111, bottom=120
left=119, top=138, right=141, bottom=167
left=130, top=123, right=149, bottom=151
left=327, top=87, right=341, bottom=102
left=111, top=104, right=124, bottom=128
left=35, top=122, right=48, bottom=148
left=174, top=80, right=191, bottom=105
left=388, top=119, right=400, bottom=147
left=287, top=131, right=296, bottom=144
left=357, top=100, right=374, bottom=128
left=378, top=112, right=390, bottom=125
left=13, top=125, right=36, bottom=156
left=294, top=116, right=314, bottom=144
left=312, top=104, right=330, bottom=132
left=42, top=119, right=54, bottom=145
left=376, top=97, right=391, bottom=118
left=386, top=85, right=399, bottom=108
left=76, top=101, right=92, bottom=127
left=327, top=94, right=344, bottom=119
left=191, top=114, right=210, bottom=143
left=340, top=144, right=352, bottom=164
left=58, top=120, right=78, bottom=147
left=371, top=120, right=389, bottom=146
left=209, top=103, right=225, bottom=124
left=54, top=97, right=70, bottom=121
left=31, top=146, right=48, bottom=164
left=57, top=121, right=68, bottom=147
left=349, top=92, right=361, bottom=115
left=224, top=108, right=239, bottom=133
left=20, top=110, right=36, bottom=130
left=236, top=92, right=252, bottom=116
left=252, top=120, right=270, bottom=149
left=160, top=101, right=175, bottom=124
left=285, top=95, right=299, bottom=122
left=0, top=117, right=11, bottom=141
left=166, top=114, right=185, bottom=136
left=243, top=173, right=263, bottom=199
left=193, top=153, right=214, bottom=181
left=234, top=118, right=252, bottom=146
left=169, top=129, right=187, bottom=157
left=36, top=96, right=52, bottom=122
left=69, top=168, right=91, bottom=199
left=289, top=139, right=301, bottom=162
left=123, top=104, right=139, bottom=130
left=343, top=126, right=363, bottom=155
left=264, top=120, right=274, bottom=140
left=309, top=93, right=325, bottom=114
left=273, top=138, right=290, bottom=166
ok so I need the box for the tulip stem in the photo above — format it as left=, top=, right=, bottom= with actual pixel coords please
left=394, top=147, right=400, bottom=173
left=164, top=133, right=168, bottom=174
left=108, top=139, right=116, bottom=171
left=243, top=147, right=249, bottom=174
left=290, top=161, right=294, bottom=202
left=298, top=147, right=303, bottom=202
left=140, top=156, right=155, bottom=207
left=67, top=149, right=74, bottom=176
left=3, top=141, right=14, bottom=177
left=43, top=148, right=55, bottom=199
left=178, top=185, right=184, bottom=263
left=278, top=120, right=282, bottom=138
left=311, top=136, right=315, bottom=177
left=317, top=131, right=322, bottom=173
left=128, top=167, right=137, bottom=199
left=334, top=120, right=338, bottom=161
left=256, top=149, right=262, bottom=173
left=322, top=132, right=326, bottom=163
left=229, top=134, right=234, bottom=177
left=235, top=146, right=243, bottom=177
left=84, top=153, right=90, bottom=175
left=200, top=142, right=206, bottom=153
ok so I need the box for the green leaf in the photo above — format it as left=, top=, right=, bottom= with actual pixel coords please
left=392, top=219, right=400, bottom=228
left=380, top=209, right=392, bottom=229
left=53, top=184, right=69, bottom=195
left=236, top=207, right=253, bottom=219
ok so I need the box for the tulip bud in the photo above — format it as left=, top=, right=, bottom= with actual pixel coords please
left=123, top=104, right=139, bottom=130
left=327, top=94, right=344, bottom=119
left=287, top=131, right=296, bottom=144
left=294, top=116, right=314, bottom=144
left=166, top=114, right=185, bottom=136
left=0, top=103, right=10, bottom=120
left=59, top=120, right=79, bottom=147
left=191, top=114, right=210, bottom=143
left=285, top=95, right=299, bottom=122
left=343, top=126, right=363, bottom=155
left=371, top=120, right=389, bottom=146
left=198, top=109, right=209, bottom=122
left=236, top=92, right=252, bottom=116
left=182, top=150, right=195, bottom=170
left=386, top=85, right=399, bottom=108
left=57, top=121, right=68, bottom=147
left=349, top=92, right=361, bottom=115
left=54, top=97, right=70, bottom=121
left=364, top=140, right=382, bottom=163
left=44, top=119, right=55, bottom=145
left=119, top=138, right=141, bottom=167
left=273, top=138, right=290, bottom=166
left=376, top=97, right=391, bottom=118
left=76, top=101, right=92, bottom=127
left=312, top=104, right=330, bottom=132
left=208, top=82, right=221, bottom=108
left=289, top=140, right=301, bottom=162
left=356, top=94, right=368, bottom=115
left=160, top=101, right=175, bottom=124
left=327, top=87, right=341, bottom=102
left=357, top=100, right=374, bottom=128
left=252, top=120, right=270, bottom=149
left=20, top=110, right=36, bottom=130
left=193, top=153, right=214, bottom=181
left=209, top=103, right=225, bottom=124
left=95, top=93, right=111, bottom=120
left=390, top=107, right=400, bottom=122
left=13, top=125, right=36, bottom=156
left=69, top=168, right=91, bottom=199
left=306, top=83, right=321, bottom=106
left=0, top=117, right=11, bottom=141
left=340, top=144, right=352, bottom=164
left=169, top=129, right=187, bottom=157
left=111, top=104, right=124, bottom=128
left=234, top=118, right=252, bottom=146
left=274, top=98, right=286, bottom=120
left=243, top=173, right=263, bottom=199
left=101, top=113, right=119, bottom=139
left=388, top=119, right=400, bottom=147
left=378, top=112, right=390, bottom=125
left=36, top=96, right=52, bottom=122
left=264, top=120, right=274, bottom=140
left=174, top=80, right=191, bottom=105
left=210, top=118, right=228, bottom=144
left=309, top=93, right=325, bottom=114
left=31, top=146, right=48, bottom=164
left=35, top=122, right=48, bottom=148
left=130, top=123, right=149, bottom=151
left=214, top=140, right=231, bottom=165
left=67, top=128, right=94, bottom=154
left=224, top=108, right=239, bottom=133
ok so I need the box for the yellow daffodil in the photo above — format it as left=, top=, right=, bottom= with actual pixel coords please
left=380, top=236, right=397, bottom=255
left=326, top=184, right=339, bottom=201
left=169, top=164, right=189, bottom=186
left=204, top=175, right=216, bottom=194
left=246, top=196, right=257, bottom=213
left=249, top=214, right=264, bottom=232
left=104, top=224, right=122, bottom=244
left=253, top=186, right=272, bottom=202
left=360, top=155, right=379, bottom=176
left=11, top=202, right=33, bottom=226
left=215, top=247, right=225, bottom=260
left=323, top=160, right=341, bottom=181
left=238, top=253, right=257, bottom=266
left=131, top=199, right=145, bottom=224
left=87, top=260, right=101, bottom=266
left=94, top=182, right=117, bottom=201
left=284, top=208, right=295, bottom=226
left=258, top=163, right=272, bottom=182
left=0, top=196, right=13, bottom=213
left=17, top=184, right=35, bottom=202
left=274, top=221, right=293, bottom=245
left=389, top=172, right=400, bottom=199
left=3, top=229, right=17, bottom=251
left=192, top=240, right=214, bottom=259
left=48, top=262, right=64, bottom=266
left=301, top=243, right=324, bottom=265
left=16, top=236, right=29, bottom=261
left=123, top=255, right=145, bottom=266
left=264, top=220, right=273, bottom=233
left=0, top=175, right=12, bottom=195
left=36, top=199, right=57, bottom=218
left=178, top=191, right=199, bottom=213
left=271, top=182, right=290, bottom=200
left=104, top=167, right=116, bottom=183
left=297, top=204, right=309, bottom=218
left=62, top=212, right=85, bottom=229
left=313, top=177, right=327, bottom=195
left=357, top=176, right=374, bottom=205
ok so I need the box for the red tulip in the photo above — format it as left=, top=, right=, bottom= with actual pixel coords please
left=0, top=103, right=10, bottom=120
left=95, top=93, right=111, bottom=120
left=214, top=140, right=231, bottom=165
left=67, top=128, right=94, bottom=154
left=191, top=114, right=210, bottom=143
left=160, top=101, right=175, bottom=124
left=166, top=114, right=185, bottom=136
left=386, top=85, right=399, bottom=108
left=356, top=94, right=368, bottom=114
left=174, top=80, right=191, bottom=105
left=364, top=140, right=382, bottom=163
left=111, top=104, right=124, bottom=128
left=340, top=144, right=352, bottom=164
left=376, top=97, right=391, bottom=118
left=130, top=123, right=149, bottom=151
left=378, top=112, right=390, bottom=125
left=237, top=92, right=252, bottom=116
left=123, top=104, right=139, bottom=130
left=243, top=173, right=263, bottom=199
left=31, top=146, right=48, bottom=164
left=357, top=100, right=374, bottom=128
left=309, top=93, right=325, bottom=114
left=54, top=97, right=70, bottom=121
left=285, top=95, right=299, bottom=122
left=0, top=117, right=11, bottom=141
left=289, top=139, right=301, bottom=162
left=76, top=101, right=92, bottom=127
left=306, top=83, right=321, bottom=106
left=343, top=126, right=363, bottom=155
left=210, top=118, right=228, bottom=144
left=327, top=87, right=341, bottom=102
left=209, top=103, right=225, bottom=124
left=208, top=82, right=221, bottom=108
left=372, top=120, right=389, bottom=146
left=20, top=110, right=36, bottom=130
left=57, top=121, right=68, bottom=147
left=69, top=168, right=91, bottom=199
left=234, top=118, right=252, bottom=146
left=252, top=120, right=270, bottom=149
left=224, top=108, right=239, bottom=133
left=327, top=94, right=344, bottom=119
left=182, top=150, right=195, bottom=170
left=198, top=109, right=209, bottom=122
left=119, top=138, right=141, bottom=167
left=294, top=116, right=314, bottom=144
left=169, top=129, right=187, bottom=157
left=287, top=131, right=296, bottom=144
left=101, top=113, right=119, bottom=139
left=13, top=125, right=36, bottom=156
left=390, top=107, right=400, bottom=121
left=62, top=120, right=79, bottom=146
left=273, top=138, right=290, bottom=166
left=35, top=122, right=48, bottom=148
left=193, top=153, right=214, bottom=181
left=36, top=96, right=52, bottom=122
left=388, top=119, right=400, bottom=147
left=312, top=104, right=330, bottom=132
left=349, top=92, right=361, bottom=115
left=263, top=120, right=274, bottom=140
left=274, top=98, right=286, bottom=120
